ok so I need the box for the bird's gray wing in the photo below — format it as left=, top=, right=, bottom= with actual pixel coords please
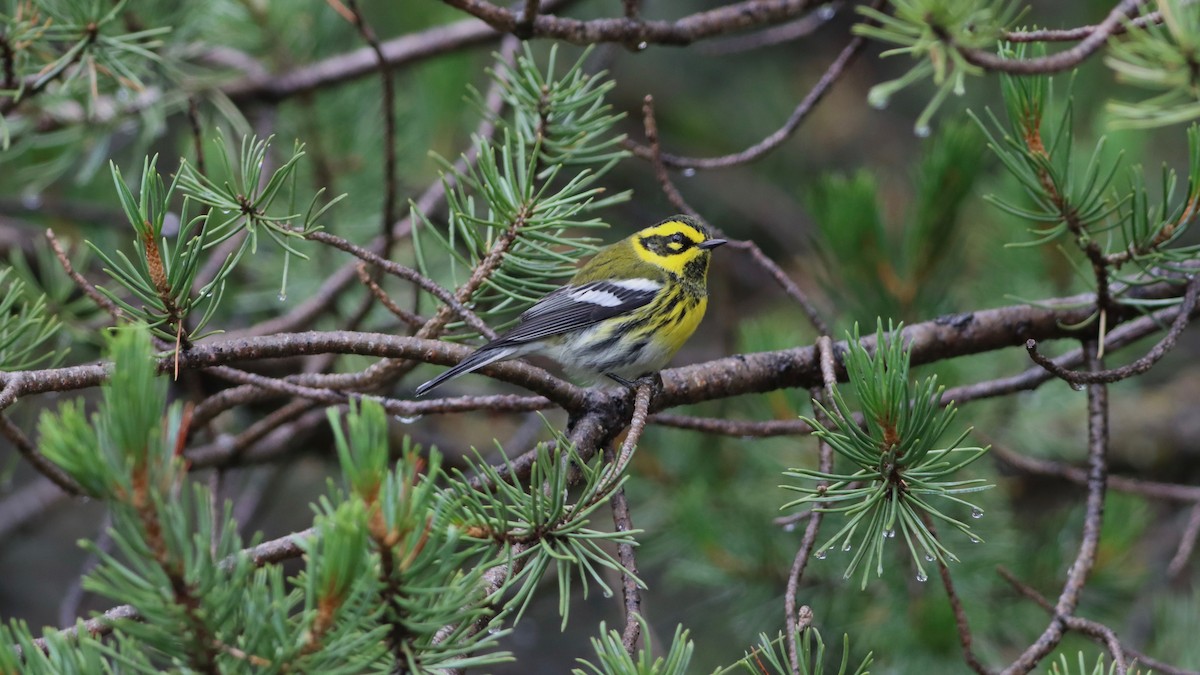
left=492, top=278, right=663, bottom=346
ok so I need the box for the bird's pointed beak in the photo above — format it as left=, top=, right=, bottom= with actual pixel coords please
left=698, top=238, right=727, bottom=250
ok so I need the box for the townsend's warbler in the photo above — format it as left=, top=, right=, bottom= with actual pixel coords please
left=414, top=215, right=726, bottom=396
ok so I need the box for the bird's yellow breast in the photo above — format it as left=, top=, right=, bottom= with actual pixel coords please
left=653, top=293, right=708, bottom=357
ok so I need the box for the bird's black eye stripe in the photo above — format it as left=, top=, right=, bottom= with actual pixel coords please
left=640, top=231, right=701, bottom=255
left=669, top=234, right=695, bottom=252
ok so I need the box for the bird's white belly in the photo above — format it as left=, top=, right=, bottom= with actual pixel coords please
left=544, top=324, right=674, bottom=383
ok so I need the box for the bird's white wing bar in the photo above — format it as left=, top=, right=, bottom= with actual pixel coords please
left=569, top=288, right=624, bottom=307
left=609, top=278, right=663, bottom=292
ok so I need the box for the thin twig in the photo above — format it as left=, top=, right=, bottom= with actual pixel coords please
left=1003, top=9, right=1161, bottom=42
left=0, top=401, right=85, bottom=495
left=355, top=262, right=425, bottom=327
left=223, top=13, right=527, bottom=103
left=784, top=337, right=836, bottom=675
left=324, top=192, right=532, bottom=389
left=784, top=434, right=830, bottom=675
left=992, top=568, right=1197, bottom=675
left=650, top=413, right=817, bottom=437
left=989, top=442, right=1200, bottom=504
left=45, top=229, right=123, bottom=322
left=607, top=455, right=643, bottom=656
left=328, top=287, right=401, bottom=377
left=189, top=399, right=319, bottom=467
left=306, top=230, right=497, bottom=339
left=774, top=508, right=813, bottom=529
left=700, top=5, right=837, bottom=55
left=639, top=94, right=700, bottom=219
left=441, top=0, right=826, bottom=46
left=1071, top=621, right=1128, bottom=675
left=816, top=335, right=838, bottom=406
left=203, top=365, right=556, bottom=429
left=205, top=365, right=354, bottom=408
left=944, top=295, right=1200, bottom=406
left=923, top=513, right=992, bottom=675
left=1025, top=276, right=1199, bottom=385
left=338, top=0, right=400, bottom=248
left=192, top=409, right=330, bottom=473
left=1167, top=502, right=1200, bottom=580
left=728, top=240, right=830, bottom=336
left=600, top=382, right=654, bottom=494
left=1062, top=344, right=1109, bottom=611
left=623, top=1, right=874, bottom=170
left=1001, top=344, right=1109, bottom=675
left=959, top=0, right=1146, bottom=74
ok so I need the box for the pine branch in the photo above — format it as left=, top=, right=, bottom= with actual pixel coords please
left=440, top=0, right=826, bottom=46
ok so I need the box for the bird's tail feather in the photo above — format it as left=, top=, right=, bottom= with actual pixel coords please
left=414, top=346, right=516, bottom=397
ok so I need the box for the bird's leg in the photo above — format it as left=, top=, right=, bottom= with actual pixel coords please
left=607, top=371, right=664, bottom=398
left=605, top=372, right=638, bottom=388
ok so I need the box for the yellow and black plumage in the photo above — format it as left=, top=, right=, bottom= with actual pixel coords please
left=414, top=215, right=725, bottom=396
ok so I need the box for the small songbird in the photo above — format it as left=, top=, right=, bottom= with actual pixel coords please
left=414, top=215, right=726, bottom=396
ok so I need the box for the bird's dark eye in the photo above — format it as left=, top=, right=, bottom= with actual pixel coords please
left=670, top=233, right=686, bottom=244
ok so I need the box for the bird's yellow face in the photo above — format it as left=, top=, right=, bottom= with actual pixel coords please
left=631, top=217, right=726, bottom=280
